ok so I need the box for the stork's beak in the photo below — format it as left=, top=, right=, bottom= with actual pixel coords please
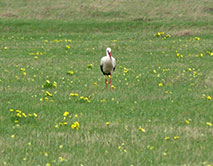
left=108, top=52, right=112, bottom=60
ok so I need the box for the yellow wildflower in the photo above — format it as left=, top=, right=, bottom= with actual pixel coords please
left=67, top=70, right=74, bottom=75
left=206, top=122, right=212, bottom=127
left=66, top=45, right=70, bottom=49
left=45, top=91, right=53, bottom=97
left=207, top=96, right=211, bottom=100
left=123, top=68, right=128, bottom=73
left=106, top=122, right=110, bottom=125
left=46, top=80, right=50, bottom=84
left=9, top=109, right=14, bottom=112
left=63, top=112, right=69, bottom=117
left=20, top=68, right=26, bottom=71
left=138, top=126, right=146, bottom=132
left=22, top=113, right=27, bottom=118
left=174, top=136, right=179, bottom=140
left=71, top=121, right=80, bottom=130
left=33, top=113, right=38, bottom=117
left=53, top=81, right=57, bottom=88
left=185, top=120, right=190, bottom=124
left=158, top=83, right=163, bottom=87
left=87, top=64, right=93, bottom=69
left=164, top=136, right=170, bottom=140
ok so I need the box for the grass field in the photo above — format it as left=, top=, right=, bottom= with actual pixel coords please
left=0, top=0, right=213, bottom=165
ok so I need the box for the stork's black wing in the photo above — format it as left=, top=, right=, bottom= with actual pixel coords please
left=100, top=65, right=104, bottom=74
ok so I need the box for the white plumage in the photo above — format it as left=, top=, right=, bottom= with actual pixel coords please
left=100, top=48, right=116, bottom=90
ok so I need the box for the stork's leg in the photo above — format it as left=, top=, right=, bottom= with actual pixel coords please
left=109, top=74, right=113, bottom=91
left=105, top=75, right=108, bottom=88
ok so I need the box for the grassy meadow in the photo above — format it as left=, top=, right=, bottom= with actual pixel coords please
left=0, top=0, right=213, bottom=165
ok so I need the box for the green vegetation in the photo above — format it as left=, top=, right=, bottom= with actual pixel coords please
left=0, top=0, right=213, bottom=165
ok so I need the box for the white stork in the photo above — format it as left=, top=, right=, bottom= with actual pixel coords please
left=100, top=48, right=116, bottom=91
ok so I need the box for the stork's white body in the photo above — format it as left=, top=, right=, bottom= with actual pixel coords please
left=100, top=48, right=116, bottom=75
left=100, top=48, right=116, bottom=90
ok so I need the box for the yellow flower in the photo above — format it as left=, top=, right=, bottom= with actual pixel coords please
left=100, top=99, right=106, bottom=103
left=153, top=70, right=157, bottom=73
left=4, top=46, right=8, bottom=50
left=207, top=96, right=211, bottom=100
left=106, top=122, right=110, bottom=125
left=138, top=126, right=146, bottom=132
left=67, top=70, right=74, bottom=75
left=45, top=97, right=49, bottom=101
left=33, top=113, right=38, bottom=117
left=45, top=91, right=53, bottom=97
left=70, top=93, right=79, bottom=97
left=46, top=80, right=50, bottom=84
left=164, top=136, right=170, bottom=140
left=87, top=64, right=93, bottom=69
left=93, top=82, right=97, bottom=86
left=206, top=122, right=212, bottom=127
left=63, top=112, right=69, bottom=117
left=11, top=134, right=15, bottom=138
left=66, top=45, right=70, bottom=49
left=185, top=120, right=190, bottom=124
left=123, top=68, right=128, bottom=73
left=16, top=112, right=22, bottom=117
left=59, top=156, right=66, bottom=162
left=9, top=109, right=14, bottom=112
left=195, top=37, right=200, bottom=40
left=20, top=68, right=26, bottom=71
left=22, top=113, right=27, bottom=118
left=53, top=81, right=57, bottom=88
left=174, top=136, right=179, bottom=140
left=158, top=83, right=163, bottom=87
left=71, top=121, right=80, bottom=130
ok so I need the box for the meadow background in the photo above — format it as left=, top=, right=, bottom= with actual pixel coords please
left=0, top=0, right=213, bottom=165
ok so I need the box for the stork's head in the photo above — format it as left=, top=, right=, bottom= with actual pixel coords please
left=106, top=47, right=112, bottom=60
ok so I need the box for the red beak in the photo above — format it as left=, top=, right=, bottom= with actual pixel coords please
left=108, top=52, right=112, bottom=60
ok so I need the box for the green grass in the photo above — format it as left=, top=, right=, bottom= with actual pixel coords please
left=0, top=0, right=213, bottom=165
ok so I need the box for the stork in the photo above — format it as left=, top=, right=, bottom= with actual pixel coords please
left=100, top=48, right=116, bottom=91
